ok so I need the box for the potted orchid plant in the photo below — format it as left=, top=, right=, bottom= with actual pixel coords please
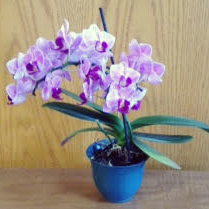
left=5, top=8, right=209, bottom=203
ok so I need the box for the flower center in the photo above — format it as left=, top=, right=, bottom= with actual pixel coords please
left=26, top=63, right=39, bottom=75
left=95, top=41, right=108, bottom=53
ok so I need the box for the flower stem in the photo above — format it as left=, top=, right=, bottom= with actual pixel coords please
left=99, top=8, right=131, bottom=161
left=122, top=114, right=131, bottom=162
left=99, top=8, right=115, bottom=65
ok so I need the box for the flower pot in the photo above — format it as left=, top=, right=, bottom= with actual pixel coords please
left=86, top=139, right=147, bottom=203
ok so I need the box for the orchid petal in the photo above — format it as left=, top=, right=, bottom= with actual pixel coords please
left=129, top=39, right=141, bottom=56
left=140, top=44, right=152, bottom=57
left=6, top=84, right=17, bottom=99
left=110, top=63, right=124, bottom=82
left=42, top=86, right=51, bottom=101
left=148, top=72, right=162, bottom=85
left=153, top=62, right=165, bottom=77
left=99, top=31, right=115, bottom=49
left=6, top=58, right=18, bottom=74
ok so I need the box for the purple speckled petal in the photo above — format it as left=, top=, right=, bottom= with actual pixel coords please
left=41, top=86, right=51, bottom=101
left=129, top=39, right=141, bottom=56
left=148, top=72, right=162, bottom=85
left=43, top=58, right=52, bottom=72
left=63, top=71, right=71, bottom=82
left=13, top=68, right=24, bottom=80
left=110, top=63, right=124, bottom=83
left=52, top=70, right=71, bottom=82
left=57, top=19, right=69, bottom=36
left=105, top=89, right=120, bottom=112
left=133, top=88, right=147, bottom=101
left=125, top=77, right=132, bottom=86
left=6, top=83, right=26, bottom=105
left=79, top=92, right=87, bottom=105
left=153, top=62, right=165, bottom=77
left=118, top=100, right=130, bottom=114
left=51, top=76, right=62, bottom=88
left=78, top=59, right=90, bottom=80
left=20, top=77, right=35, bottom=94
left=70, top=35, right=82, bottom=53
left=6, top=58, right=18, bottom=75
left=99, top=31, right=115, bottom=49
left=119, top=52, right=129, bottom=63
left=131, top=101, right=141, bottom=110
left=101, top=42, right=108, bottom=51
left=12, top=94, right=25, bottom=105
left=26, top=63, right=35, bottom=75
left=6, top=84, right=17, bottom=99
left=55, top=37, right=64, bottom=49
left=102, top=74, right=112, bottom=90
left=140, top=44, right=152, bottom=57
left=52, top=88, right=62, bottom=100
left=82, top=24, right=99, bottom=47
left=125, top=67, right=140, bottom=85
left=103, top=102, right=117, bottom=113
left=95, top=41, right=108, bottom=53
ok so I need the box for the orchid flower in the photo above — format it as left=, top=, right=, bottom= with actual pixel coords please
left=79, top=24, right=115, bottom=64
left=103, top=62, right=147, bottom=114
left=78, top=58, right=111, bottom=102
left=6, top=77, right=35, bottom=105
left=41, top=70, right=71, bottom=101
left=120, top=39, right=165, bottom=85
left=6, top=53, right=25, bottom=80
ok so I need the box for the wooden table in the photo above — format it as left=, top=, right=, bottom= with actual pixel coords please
left=0, top=169, right=208, bottom=209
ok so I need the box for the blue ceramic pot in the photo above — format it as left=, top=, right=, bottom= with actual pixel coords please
left=86, top=139, right=147, bottom=203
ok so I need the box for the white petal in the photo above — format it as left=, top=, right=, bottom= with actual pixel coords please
left=110, top=63, right=124, bottom=83
left=99, top=31, right=115, bottom=49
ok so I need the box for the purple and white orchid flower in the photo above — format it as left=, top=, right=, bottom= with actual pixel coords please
left=6, top=53, right=25, bottom=80
left=79, top=24, right=115, bottom=63
left=103, top=62, right=147, bottom=114
left=41, top=70, right=71, bottom=101
left=78, top=58, right=111, bottom=102
left=6, top=19, right=164, bottom=115
left=120, top=39, right=165, bottom=85
left=6, top=77, right=35, bottom=105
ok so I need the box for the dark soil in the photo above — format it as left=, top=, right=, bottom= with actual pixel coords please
left=92, top=142, right=148, bottom=166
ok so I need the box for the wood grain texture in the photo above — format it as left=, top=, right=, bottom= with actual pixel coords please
left=1, top=0, right=209, bottom=169
left=0, top=169, right=208, bottom=209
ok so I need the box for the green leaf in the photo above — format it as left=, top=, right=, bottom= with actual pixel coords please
left=44, top=102, right=97, bottom=121
left=61, top=127, right=115, bottom=146
left=96, top=120, right=113, bottom=143
left=131, top=115, right=209, bottom=134
left=61, top=88, right=102, bottom=112
left=43, top=102, right=123, bottom=135
left=133, top=132, right=193, bottom=144
left=124, top=115, right=133, bottom=140
left=61, top=89, right=123, bottom=130
left=60, top=89, right=124, bottom=134
left=132, top=137, right=181, bottom=170
left=119, top=115, right=132, bottom=146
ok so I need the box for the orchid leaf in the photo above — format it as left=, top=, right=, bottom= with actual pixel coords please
left=133, top=132, right=192, bottom=144
left=96, top=120, right=113, bottom=142
left=132, top=137, right=181, bottom=170
left=131, top=116, right=209, bottom=134
left=125, top=115, right=133, bottom=140
left=43, top=102, right=123, bottom=134
left=119, top=115, right=132, bottom=146
left=61, top=127, right=115, bottom=146
left=60, top=89, right=124, bottom=132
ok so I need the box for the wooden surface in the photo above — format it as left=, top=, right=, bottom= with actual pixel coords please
left=1, top=0, right=209, bottom=169
left=0, top=169, right=208, bottom=209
